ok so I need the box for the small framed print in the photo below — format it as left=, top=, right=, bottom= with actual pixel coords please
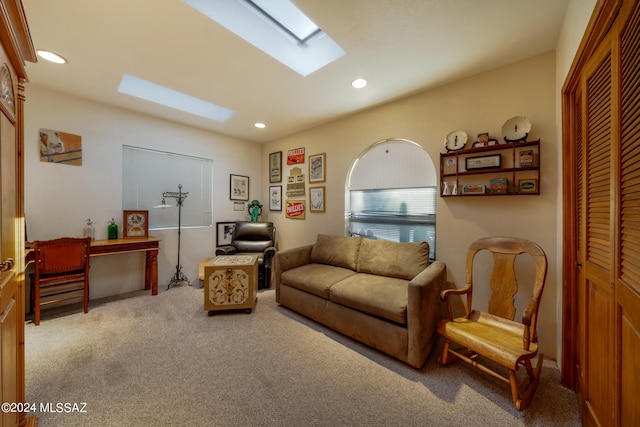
left=269, top=151, right=282, bottom=183
left=285, top=200, right=306, bottom=219
left=465, top=154, right=501, bottom=170
left=230, top=174, right=249, bottom=201
left=308, top=152, right=326, bottom=183
left=518, top=179, right=539, bottom=193
left=287, top=147, right=305, bottom=165
left=461, top=184, right=486, bottom=195
left=216, top=221, right=236, bottom=246
left=123, top=210, right=148, bottom=238
left=309, top=186, right=325, bottom=212
left=269, top=185, right=282, bottom=211
left=443, top=157, right=457, bottom=175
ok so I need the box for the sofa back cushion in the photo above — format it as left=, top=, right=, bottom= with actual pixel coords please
left=310, top=234, right=362, bottom=271
left=357, top=239, right=430, bottom=280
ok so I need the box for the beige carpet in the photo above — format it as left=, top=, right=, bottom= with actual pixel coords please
left=25, top=285, right=581, bottom=426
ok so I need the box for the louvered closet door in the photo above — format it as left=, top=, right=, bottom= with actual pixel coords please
left=573, top=87, right=588, bottom=416
left=617, top=0, right=640, bottom=424
left=581, top=32, right=615, bottom=427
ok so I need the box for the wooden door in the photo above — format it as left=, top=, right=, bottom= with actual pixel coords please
left=0, top=107, right=18, bottom=427
left=616, top=2, right=640, bottom=424
left=564, top=0, right=640, bottom=425
left=580, top=31, right=615, bottom=427
left=0, top=1, right=35, bottom=425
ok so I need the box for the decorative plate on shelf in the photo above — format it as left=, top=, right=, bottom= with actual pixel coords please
left=444, top=130, right=468, bottom=151
left=502, top=116, right=531, bottom=143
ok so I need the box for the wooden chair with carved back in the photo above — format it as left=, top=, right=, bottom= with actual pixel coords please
left=437, top=236, right=548, bottom=411
left=30, top=237, right=91, bottom=325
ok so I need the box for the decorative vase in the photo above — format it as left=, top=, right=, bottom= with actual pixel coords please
left=108, top=218, right=118, bottom=240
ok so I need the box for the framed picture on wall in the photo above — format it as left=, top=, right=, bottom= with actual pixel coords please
left=308, top=152, right=326, bottom=183
left=269, top=185, right=282, bottom=211
left=230, top=174, right=249, bottom=201
left=216, top=221, right=236, bottom=246
left=287, top=147, right=305, bottom=165
left=309, top=186, right=325, bottom=212
left=269, top=151, right=282, bottom=183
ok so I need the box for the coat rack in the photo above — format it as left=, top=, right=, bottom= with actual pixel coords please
left=160, top=184, right=189, bottom=288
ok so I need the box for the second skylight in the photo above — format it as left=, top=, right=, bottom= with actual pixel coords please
left=184, top=0, right=345, bottom=77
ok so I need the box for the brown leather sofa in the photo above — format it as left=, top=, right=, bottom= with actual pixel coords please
left=275, top=234, right=446, bottom=368
left=216, top=221, right=276, bottom=289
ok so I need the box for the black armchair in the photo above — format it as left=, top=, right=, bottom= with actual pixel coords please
left=215, top=221, right=276, bottom=289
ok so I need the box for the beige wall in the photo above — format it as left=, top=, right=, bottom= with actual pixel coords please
left=262, top=51, right=561, bottom=357
left=24, top=86, right=261, bottom=299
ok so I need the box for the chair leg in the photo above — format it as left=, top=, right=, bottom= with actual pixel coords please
left=515, top=355, right=544, bottom=411
left=438, top=339, right=451, bottom=364
left=83, top=279, right=89, bottom=314
left=34, top=281, right=40, bottom=326
left=509, top=354, right=544, bottom=411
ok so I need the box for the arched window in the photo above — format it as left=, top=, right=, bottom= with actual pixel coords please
left=346, top=138, right=437, bottom=260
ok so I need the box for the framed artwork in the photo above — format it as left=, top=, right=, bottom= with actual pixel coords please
left=216, top=221, right=236, bottom=246
left=308, top=152, right=326, bottom=183
left=287, top=147, right=305, bottom=165
left=309, top=186, right=325, bottom=212
left=269, top=185, right=282, bottom=211
left=269, top=151, right=282, bottom=183
left=285, top=200, right=306, bottom=219
left=518, top=179, right=539, bottom=193
left=123, top=210, right=148, bottom=238
left=39, top=128, right=83, bottom=166
left=465, top=154, right=501, bottom=170
left=230, top=174, right=249, bottom=201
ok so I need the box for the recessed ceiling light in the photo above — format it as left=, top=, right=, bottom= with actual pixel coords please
left=254, top=122, right=266, bottom=128
left=36, top=49, right=67, bottom=64
left=351, top=78, right=367, bottom=89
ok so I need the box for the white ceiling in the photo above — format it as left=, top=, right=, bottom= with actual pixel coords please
left=22, top=0, right=570, bottom=143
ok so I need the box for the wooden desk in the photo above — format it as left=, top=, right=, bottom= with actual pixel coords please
left=26, top=237, right=160, bottom=295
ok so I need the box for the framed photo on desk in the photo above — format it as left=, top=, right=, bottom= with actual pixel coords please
left=123, top=210, right=148, bottom=238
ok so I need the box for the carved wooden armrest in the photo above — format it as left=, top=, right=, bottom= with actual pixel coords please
left=439, top=285, right=471, bottom=301
left=440, top=285, right=472, bottom=320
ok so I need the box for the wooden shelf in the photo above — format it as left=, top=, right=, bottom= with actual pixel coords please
left=440, top=139, right=540, bottom=197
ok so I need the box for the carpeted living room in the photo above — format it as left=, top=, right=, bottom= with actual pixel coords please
left=25, top=285, right=580, bottom=426
left=5, top=0, right=626, bottom=425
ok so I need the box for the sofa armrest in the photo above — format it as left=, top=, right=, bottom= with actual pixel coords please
left=275, top=244, right=313, bottom=273
left=406, top=261, right=447, bottom=368
left=216, top=245, right=237, bottom=256
left=274, top=244, right=313, bottom=299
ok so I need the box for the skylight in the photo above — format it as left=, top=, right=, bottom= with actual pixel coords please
left=183, top=0, right=345, bottom=77
left=118, top=74, right=236, bottom=122
left=248, top=0, right=319, bottom=43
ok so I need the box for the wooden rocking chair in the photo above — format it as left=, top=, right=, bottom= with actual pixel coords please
left=437, top=236, right=548, bottom=411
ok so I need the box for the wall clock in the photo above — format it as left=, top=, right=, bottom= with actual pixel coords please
left=0, top=64, right=15, bottom=113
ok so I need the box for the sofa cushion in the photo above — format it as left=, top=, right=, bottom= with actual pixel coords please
left=281, top=263, right=356, bottom=299
left=357, top=239, right=429, bottom=280
left=329, top=273, right=409, bottom=325
left=310, top=234, right=362, bottom=271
